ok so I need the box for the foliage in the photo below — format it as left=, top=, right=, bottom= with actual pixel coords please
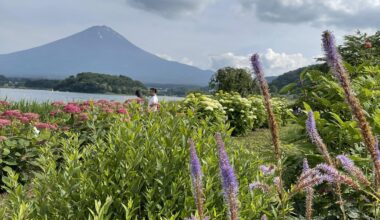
left=339, top=30, right=380, bottom=66
left=209, top=67, right=257, bottom=97
left=215, top=91, right=255, bottom=136
left=54, top=72, right=146, bottom=94
left=181, top=93, right=226, bottom=124
left=181, top=92, right=290, bottom=136
left=0, top=100, right=274, bottom=219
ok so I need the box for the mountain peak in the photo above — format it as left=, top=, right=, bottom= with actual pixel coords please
left=0, top=25, right=213, bottom=85
left=82, top=25, right=125, bottom=41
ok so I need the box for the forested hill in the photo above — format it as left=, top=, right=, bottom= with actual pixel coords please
left=54, top=72, right=146, bottom=94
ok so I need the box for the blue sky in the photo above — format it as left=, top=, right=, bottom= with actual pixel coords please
left=0, top=0, right=378, bottom=76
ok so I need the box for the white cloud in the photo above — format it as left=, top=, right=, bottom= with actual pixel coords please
left=156, top=54, right=194, bottom=66
left=209, top=49, right=314, bottom=76
left=125, top=0, right=216, bottom=18
left=240, top=0, right=380, bottom=28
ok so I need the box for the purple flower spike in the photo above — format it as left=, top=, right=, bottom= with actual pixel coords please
left=303, top=158, right=310, bottom=173
left=260, top=165, right=275, bottom=176
left=336, top=155, right=370, bottom=186
left=249, top=181, right=270, bottom=193
left=188, top=139, right=204, bottom=220
left=215, top=133, right=239, bottom=220
left=261, top=214, right=267, bottom=220
left=306, top=111, right=334, bottom=165
left=322, top=31, right=342, bottom=76
left=316, top=163, right=360, bottom=190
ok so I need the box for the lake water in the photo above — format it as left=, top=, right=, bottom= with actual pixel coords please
left=0, top=88, right=182, bottom=103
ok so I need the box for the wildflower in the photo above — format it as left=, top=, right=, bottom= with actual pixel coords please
left=215, top=133, right=239, bottom=220
left=303, top=158, right=314, bottom=220
left=23, top=113, right=40, bottom=121
left=250, top=53, right=281, bottom=161
left=322, top=30, right=380, bottom=182
left=18, top=116, right=31, bottom=124
left=33, top=127, right=40, bottom=135
left=336, top=155, right=370, bottom=186
left=249, top=182, right=270, bottom=193
left=316, top=163, right=360, bottom=190
left=0, top=119, right=11, bottom=128
left=0, top=136, right=7, bottom=142
left=117, top=108, right=128, bottom=114
left=188, top=139, right=204, bottom=220
left=306, top=111, right=333, bottom=165
left=63, top=104, right=81, bottom=114
left=34, top=122, right=58, bottom=130
left=2, top=110, right=22, bottom=118
left=0, top=101, right=10, bottom=106
left=78, top=113, right=89, bottom=121
left=260, top=165, right=275, bottom=176
left=261, top=214, right=267, bottom=220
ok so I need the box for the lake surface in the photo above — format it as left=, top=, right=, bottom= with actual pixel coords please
left=0, top=88, right=182, bottom=103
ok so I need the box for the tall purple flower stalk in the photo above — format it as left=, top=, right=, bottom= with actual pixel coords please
left=215, top=133, right=239, bottom=220
left=250, top=53, right=281, bottom=161
left=322, top=30, right=380, bottom=183
left=306, top=112, right=333, bottom=165
left=306, top=111, right=346, bottom=219
left=336, top=155, right=370, bottom=186
left=303, top=159, right=314, bottom=220
left=188, top=139, right=205, bottom=220
left=316, top=164, right=360, bottom=190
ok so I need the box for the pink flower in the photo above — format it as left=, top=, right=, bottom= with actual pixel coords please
left=23, top=112, right=40, bottom=121
left=117, top=108, right=127, bottom=114
left=0, top=119, right=11, bottom=128
left=0, top=136, right=7, bottom=141
left=52, top=101, right=65, bottom=107
left=0, top=101, right=10, bottom=106
left=102, top=108, right=114, bottom=114
left=63, top=104, right=81, bottom=114
left=18, top=116, right=31, bottom=124
left=2, top=110, right=22, bottom=118
left=78, top=113, right=89, bottom=121
left=34, top=122, right=58, bottom=130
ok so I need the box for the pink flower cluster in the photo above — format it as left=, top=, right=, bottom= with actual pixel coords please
left=63, top=104, right=81, bottom=114
left=34, top=122, right=58, bottom=130
left=0, top=119, right=11, bottom=128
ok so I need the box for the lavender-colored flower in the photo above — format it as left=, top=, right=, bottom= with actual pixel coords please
left=261, top=214, right=267, bottom=220
left=316, top=163, right=360, bottom=190
left=296, top=174, right=333, bottom=191
left=323, top=30, right=380, bottom=183
left=215, top=133, right=239, bottom=220
left=260, top=165, right=275, bottom=176
left=306, top=111, right=333, bottom=165
left=249, top=182, right=270, bottom=193
left=250, top=53, right=281, bottom=161
left=188, top=139, right=204, bottom=220
left=303, top=158, right=310, bottom=173
left=336, top=155, right=370, bottom=186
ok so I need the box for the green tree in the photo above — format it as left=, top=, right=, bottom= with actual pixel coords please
left=339, top=31, right=380, bottom=66
left=209, top=67, right=257, bottom=97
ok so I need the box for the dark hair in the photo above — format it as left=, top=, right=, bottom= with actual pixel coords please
left=135, top=89, right=143, bottom=98
left=150, top=88, right=157, bottom=94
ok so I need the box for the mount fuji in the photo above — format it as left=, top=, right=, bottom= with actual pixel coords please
left=0, top=26, right=213, bottom=85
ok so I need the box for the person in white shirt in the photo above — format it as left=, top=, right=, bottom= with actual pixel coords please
left=148, top=88, right=159, bottom=111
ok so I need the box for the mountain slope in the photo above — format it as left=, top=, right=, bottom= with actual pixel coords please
left=0, top=26, right=213, bottom=85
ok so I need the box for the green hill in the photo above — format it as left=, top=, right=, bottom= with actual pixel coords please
left=54, top=72, right=146, bottom=94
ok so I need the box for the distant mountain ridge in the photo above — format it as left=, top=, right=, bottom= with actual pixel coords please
left=0, top=26, right=213, bottom=85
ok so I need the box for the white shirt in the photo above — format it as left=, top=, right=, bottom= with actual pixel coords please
left=149, top=94, right=158, bottom=107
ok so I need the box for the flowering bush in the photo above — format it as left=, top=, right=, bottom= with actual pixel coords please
left=215, top=91, right=255, bottom=135
left=181, top=93, right=226, bottom=123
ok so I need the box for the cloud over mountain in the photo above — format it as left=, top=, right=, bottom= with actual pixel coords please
left=125, top=0, right=215, bottom=18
